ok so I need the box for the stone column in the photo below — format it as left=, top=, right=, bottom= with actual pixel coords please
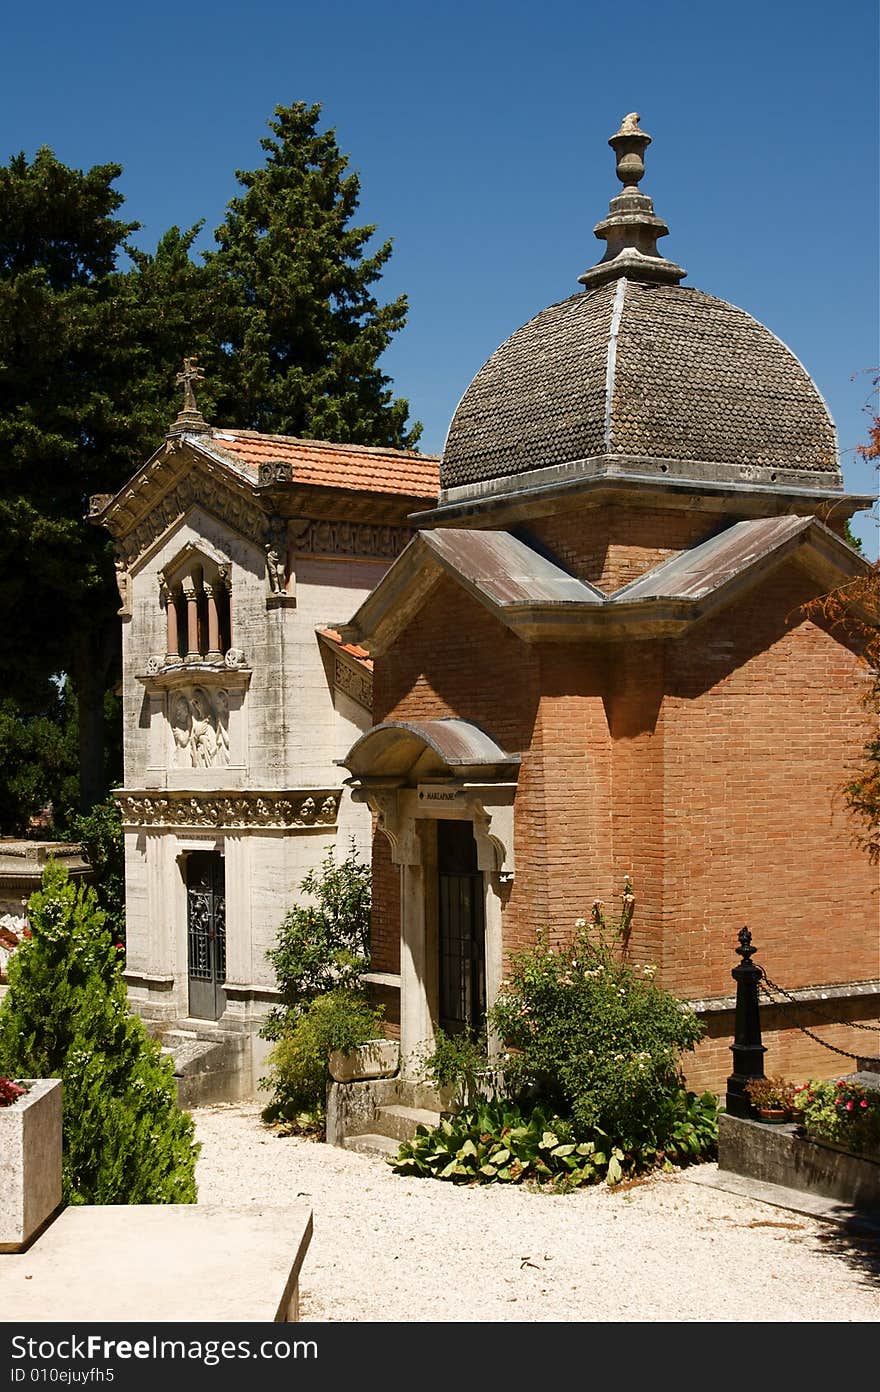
left=399, top=860, right=432, bottom=1077
left=204, top=581, right=222, bottom=661
left=160, top=577, right=178, bottom=662
left=182, top=576, right=199, bottom=661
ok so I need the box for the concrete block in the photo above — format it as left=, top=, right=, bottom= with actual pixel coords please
left=0, top=1078, right=62, bottom=1252
left=328, top=1038, right=399, bottom=1082
left=718, top=1111, right=880, bottom=1211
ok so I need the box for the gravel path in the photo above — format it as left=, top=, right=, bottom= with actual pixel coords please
left=193, top=1103, right=880, bottom=1323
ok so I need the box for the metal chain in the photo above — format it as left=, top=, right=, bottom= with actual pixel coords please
left=762, top=971, right=880, bottom=1031
left=758, top=976, right=866, bottom=1061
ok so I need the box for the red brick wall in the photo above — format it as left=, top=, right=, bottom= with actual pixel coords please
left=374, top=573, right=549, bottom=952
left=365, top=527, right=878, bottom=1092
left=524, top=504, right=718, bottom=591
left=658, top=558, right=877, bottom=1006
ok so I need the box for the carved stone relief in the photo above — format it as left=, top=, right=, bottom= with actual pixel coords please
left=290, top=518, right=413, bottom=559
left=168, top=686, right=230, bottom=768
left=334, top=656, right=372, bottom=710
left=116, top=791, right=340, bottom=829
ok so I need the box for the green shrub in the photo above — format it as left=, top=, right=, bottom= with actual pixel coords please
left=415, top=1027, right=492, bottom=1110
left=488, top=907, right=705, bottom=1156
left=793, top=1078, right=880, bottom=1157
left=62, top=797, right=125, bottom=946
left=261, top=842, right=371, bottom=1042
left=389, top=1089, right=718, bottom=1188
left=0, top=861, right=199, bottom=1204
left=260, top=989, right=384, bottom=1126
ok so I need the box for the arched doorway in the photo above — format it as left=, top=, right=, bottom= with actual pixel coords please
left=340, top=717, right=518, bottom=1073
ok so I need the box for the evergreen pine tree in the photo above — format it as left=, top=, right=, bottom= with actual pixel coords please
left=207, top=101, right=420, bottom=446
left=0, top=861, right=199, bottom=1204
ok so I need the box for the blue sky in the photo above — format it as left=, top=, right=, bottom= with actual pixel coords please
left=3, top=0, right=878, bottom=553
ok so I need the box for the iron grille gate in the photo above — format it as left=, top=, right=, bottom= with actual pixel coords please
left=437, top=820, right=486, bottom=1035
left=186, top=851, right=226, bottom=1020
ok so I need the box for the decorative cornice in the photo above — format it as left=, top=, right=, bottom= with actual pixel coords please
left=93, top=446, right=269, bottom=568
left=115, top=789, right=341, bottom=830
left=290, top=517, right=414, bottom=560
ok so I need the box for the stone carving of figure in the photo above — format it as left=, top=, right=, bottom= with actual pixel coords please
left=214, top=689, right=230, bottom=767
left=114, top=557, right=131, bottom=615
left=265, top=543, right=285, bottom=594
left=190, top=688, right=218, bottom=767
left=170, top=693, right=193, bottom=767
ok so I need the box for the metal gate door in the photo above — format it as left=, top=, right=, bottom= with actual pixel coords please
left=186, top=851, right=226, bottom=1020
left=437, top=820, right=485, bottom=1035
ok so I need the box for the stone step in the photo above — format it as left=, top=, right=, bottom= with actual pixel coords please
left=372, top=1103, right=442, bottom=1143
left=342, top=1132, right=401, bottom=1157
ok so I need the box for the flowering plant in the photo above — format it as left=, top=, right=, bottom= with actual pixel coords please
left=745, top=1075, right=798, bottom=1113
left=792, top=1078, right=880, bottom=1157
left=0, top=1078, right=28, bottom=1107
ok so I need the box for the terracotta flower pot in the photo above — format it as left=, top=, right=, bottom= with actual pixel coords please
left=756, top=1106, right=788, bottom=1123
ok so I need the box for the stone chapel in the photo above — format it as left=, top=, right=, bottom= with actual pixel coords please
left=91, top=374, right=438, bottom=1096
left=338, top=115, right=879, bottom=1095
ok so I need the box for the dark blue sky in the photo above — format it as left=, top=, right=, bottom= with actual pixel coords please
left=3, top=0, right=878, bottom=553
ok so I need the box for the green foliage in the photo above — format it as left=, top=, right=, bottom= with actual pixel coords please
left=0, top=861, right=199, bottom=1204
left=0, top=695, right=77, bottom=834
left=415, top=1027, right=492, bottom=1110
left=792, top=1078, right=880, bottom=1158
left=389, top=1090, right=718, bottom=1188
left=489, top=904, right=704, bottom=1155
left=60, top=796, right=125, bottom=944
left=260, top=989, right=384, bottom=1126
left=206, top=101, right=420, bottom=447
left=261, top=842, right=371, bottom=1041
left=0, top=109, right=419, bottom=820
left=745, top=1074, right=798, bottom=1112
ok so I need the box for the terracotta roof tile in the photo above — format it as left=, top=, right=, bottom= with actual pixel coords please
left=207, top=430, right=439, bottom=500
left=317, top=627, right=374, bottom=671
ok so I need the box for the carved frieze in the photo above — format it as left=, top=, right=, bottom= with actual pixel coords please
left=290, top=518, right=413, bottom=560
left=116, top=790, right=341, bottom=829
left=334, top=656, right=372, bottom=710
left=115, top=468, right=268, bottom=568
left=169, top=686, right=230, bottom=769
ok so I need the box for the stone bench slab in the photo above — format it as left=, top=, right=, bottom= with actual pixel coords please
left=1, top=1203, right=312, bottom=1323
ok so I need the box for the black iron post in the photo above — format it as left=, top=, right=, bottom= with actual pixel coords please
left=725, top=927, right=766, bottom=1119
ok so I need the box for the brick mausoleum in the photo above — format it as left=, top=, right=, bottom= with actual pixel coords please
left=340, top=114, right=879, bottom=1093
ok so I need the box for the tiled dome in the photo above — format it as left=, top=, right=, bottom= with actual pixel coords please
left=441, top=115, right=839, bottom=497
left=440, top=279, right=839, bottom=491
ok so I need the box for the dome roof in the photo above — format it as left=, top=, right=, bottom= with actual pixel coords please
left=440, top=114, right=840, bottom=499
left=441, top=279, right=839, bottom=493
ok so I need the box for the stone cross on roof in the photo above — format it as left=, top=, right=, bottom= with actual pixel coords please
left=168, top=356, right=211, bottom=437
left=578, top=112, right=686, bottom=290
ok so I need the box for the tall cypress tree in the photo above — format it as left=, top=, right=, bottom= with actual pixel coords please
left=207, top=101, right=420, bottom=446
left=0, top=110, right=419, bottom=828
left=0, top=151, right=215, bottom=819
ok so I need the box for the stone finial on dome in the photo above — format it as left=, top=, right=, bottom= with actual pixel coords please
left=578, top=113, right=686, bottom=290
left=167, top=356, right=211, bottom=437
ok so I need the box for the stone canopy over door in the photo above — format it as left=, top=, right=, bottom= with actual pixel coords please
left=340, top=718, right=519, bottom=1075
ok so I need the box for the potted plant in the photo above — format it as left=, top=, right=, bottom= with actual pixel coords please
left=0, top=1077, right=62, bottom=1251
left=745, top=1075, right=798, bottom=1122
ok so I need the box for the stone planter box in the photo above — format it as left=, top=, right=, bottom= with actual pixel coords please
left=328, top=1039, right=399, bottom=1083
left=718, top=1112, right=880, bottom=1212
left=0, top=1079, right=62, bottom=1252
